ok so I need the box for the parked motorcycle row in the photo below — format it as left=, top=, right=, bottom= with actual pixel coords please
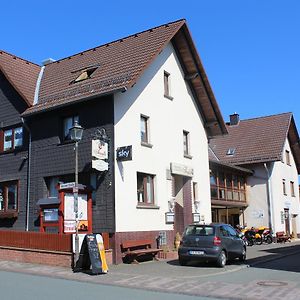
left=236, top=226, right=273, bottom=246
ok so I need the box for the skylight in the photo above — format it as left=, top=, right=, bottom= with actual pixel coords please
left=72, top=67, right=98, bottom=84
left=226, top=148, right=236, bottom=155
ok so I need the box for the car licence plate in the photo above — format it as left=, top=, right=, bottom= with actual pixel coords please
left=189, top=250, right=204, bottom=255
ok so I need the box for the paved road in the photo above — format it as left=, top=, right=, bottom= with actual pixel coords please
left=0, top=240, right=300, bottom=299
left=0, top=270, right=218, bottom=300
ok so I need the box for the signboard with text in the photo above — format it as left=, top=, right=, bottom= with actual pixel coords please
left=116, top=145, right=132, bottom=161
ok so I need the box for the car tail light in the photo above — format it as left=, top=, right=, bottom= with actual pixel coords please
left=213, top=236, right=221, bottom=246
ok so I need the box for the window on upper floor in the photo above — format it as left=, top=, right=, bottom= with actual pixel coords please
left=210, top=170, right=247, bottom=202
left=183, top=130, right=191, bottom=157
left=1, top=127, right=23, bottom=152
left=140, top=115, right=150, bottom=145
left=0, top=181, right=18, bottom=213
left=290, top=181, right=295, bottom=197
left=137, top=172, right=155, bottom=205
left=63, top=115, right=79, bottom=141
left=282, top=179, right=287, bottom=195
left=285, top=150, right=291, bottom=166
left=164, top=71, right=173, bottom=99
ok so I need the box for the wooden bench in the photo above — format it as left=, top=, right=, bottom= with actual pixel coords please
left=121, top=239, right=163, bottom=264
left=276, top=231, right=291, bottom=243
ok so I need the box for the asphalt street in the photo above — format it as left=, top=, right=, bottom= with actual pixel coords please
left=0, top=240, right=300, bottom=299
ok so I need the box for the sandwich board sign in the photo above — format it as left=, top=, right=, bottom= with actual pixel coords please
left=74, top=234, right=108, bottom=274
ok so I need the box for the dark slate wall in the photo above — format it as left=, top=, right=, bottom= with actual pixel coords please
left=0, top=72, right=29, bottom=229
left=28, top=95, right=115, bottom=233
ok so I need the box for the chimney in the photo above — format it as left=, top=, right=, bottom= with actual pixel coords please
left=229, top=113, right=240, bottom=126
left=42, top=58, right=56, bottom=66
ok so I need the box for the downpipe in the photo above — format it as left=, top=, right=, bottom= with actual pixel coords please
left=263, top=162, right=275, bottom=238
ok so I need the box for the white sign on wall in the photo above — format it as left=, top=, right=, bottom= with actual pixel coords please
left=92, top=140, right=108, bottom=160
left=92, top=159, right=109, bottom=171
left=170, top=162, right=194, bottom=177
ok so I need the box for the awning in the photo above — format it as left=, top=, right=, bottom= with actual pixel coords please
left=36, top=197, right=60, bottom=206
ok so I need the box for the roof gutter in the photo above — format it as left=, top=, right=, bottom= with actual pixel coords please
left=22, top=87, right=127, bottom=118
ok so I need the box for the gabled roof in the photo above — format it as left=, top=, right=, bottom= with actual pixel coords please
left=22, top=19, right=227, bottom=137
left=0, top=50, right=40, bottom=106
left=209, top=112, right=300, bottom=173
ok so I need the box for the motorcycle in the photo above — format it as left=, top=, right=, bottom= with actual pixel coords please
left=243, top=227, right=262, bottom=246
left=261, top=227, right=273, bottom=244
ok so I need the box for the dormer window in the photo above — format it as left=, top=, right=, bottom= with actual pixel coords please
left=71, top=67, right=98, bottom=84
left=226, top=148, right=235, bottom=156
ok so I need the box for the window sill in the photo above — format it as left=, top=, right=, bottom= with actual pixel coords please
left=164, top=94, right=174, bottom=100
left=141, top=142, right=153, bottom=148
left=184, top=154, right=193, bottom=159
left=0, top=147, right=24, bottom=155
left=136, top=204, right=160, bottom=209
left=0, top=211, right=18, bottom=219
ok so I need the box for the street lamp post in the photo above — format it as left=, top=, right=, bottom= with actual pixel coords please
left=69, top=120, right=84, bottom=266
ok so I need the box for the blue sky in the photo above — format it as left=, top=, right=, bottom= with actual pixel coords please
left=1, top=1, right=300, bottom=130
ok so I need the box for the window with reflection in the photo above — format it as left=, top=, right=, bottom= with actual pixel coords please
left=210, top=169, right=246, bottom=202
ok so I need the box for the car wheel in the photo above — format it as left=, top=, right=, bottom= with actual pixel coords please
left=179, top=257, right=188, bottom=266
left=239, top=247, right=246, bottom=262
left=216, top=250, right=226, bottom=268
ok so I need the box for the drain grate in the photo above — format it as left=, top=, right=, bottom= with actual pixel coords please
left=257, top=281, right=288, bottom=287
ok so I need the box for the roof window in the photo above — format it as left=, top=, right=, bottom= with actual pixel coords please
left=226, top=148, right=236, bottom=156
left=71, top=67, right=98, bottom=84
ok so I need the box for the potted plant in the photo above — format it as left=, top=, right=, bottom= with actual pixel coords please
left=174, top=232, right=181, bottom=250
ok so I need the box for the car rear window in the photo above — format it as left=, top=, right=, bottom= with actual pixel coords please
left=184, top=226, right=215, bottom=236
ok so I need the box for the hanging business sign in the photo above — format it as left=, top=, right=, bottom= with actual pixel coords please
left=92, top=139, right=108, bottom=160
left=92, top=159, right=109, bottom=171
left=116, top=145, right=132, bottom=161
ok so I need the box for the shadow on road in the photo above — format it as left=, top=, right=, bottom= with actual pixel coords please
left=166, top=258, right=244, bottom=268
left=246, top=244, right=300, bottom=273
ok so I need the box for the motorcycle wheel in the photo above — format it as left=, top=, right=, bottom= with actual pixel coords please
left=255, top=237, right=262, bottom=245
left=266, top=236, right=273, bottom=244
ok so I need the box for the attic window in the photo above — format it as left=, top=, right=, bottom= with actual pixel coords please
left=72, top=67, right=98, bottom=84
left=226, top=148, right=236, bottom=156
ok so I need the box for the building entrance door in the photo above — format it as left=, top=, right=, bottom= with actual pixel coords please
left=284, top=208, right=290, bottom=235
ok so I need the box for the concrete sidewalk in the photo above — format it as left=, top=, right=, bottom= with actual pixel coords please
left=0, top=240, right=300, bottom=299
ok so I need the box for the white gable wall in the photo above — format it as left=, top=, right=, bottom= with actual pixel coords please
left=244, top=164, right=270, bottom=228
left=270, top=139, right=300, bottom=235
left=114, top=43, right=211, bottom=232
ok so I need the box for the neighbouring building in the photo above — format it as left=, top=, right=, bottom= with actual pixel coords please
left=209, top=113, right=300, bottom=237
left=0, top=51, right=40, bottom=229
left=1, top=19, right=227, bottom=263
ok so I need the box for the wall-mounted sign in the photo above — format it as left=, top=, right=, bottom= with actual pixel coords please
left=92, top=140, right=108, bottom=160
left=64, top=193, right=88, bottom=233
left=60, top=182, right=76, bottom=189
left=165, top=212, right=174, bottom=224
left=170, top=162, right=193, bottom=177
left=44, top=208, right=59, bottom=222
left=116, top=146, right=132, bottom=161
left=92, top=159, right=109, bottom=171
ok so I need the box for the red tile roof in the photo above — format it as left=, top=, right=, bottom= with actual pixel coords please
left=21, top=19, right=226, bottom=136
left=209, top=113, right=300, bottom=172
left=0, top=50, right=40, bottom=106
